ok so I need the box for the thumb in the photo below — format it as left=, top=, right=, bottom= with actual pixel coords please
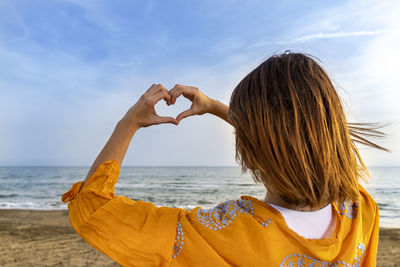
left=176, top=109, right=195, bottom=123
left=154, top=116, right=179, bottom=125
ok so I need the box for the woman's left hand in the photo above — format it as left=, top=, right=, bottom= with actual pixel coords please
left=121, top=84, right=179, bottom=129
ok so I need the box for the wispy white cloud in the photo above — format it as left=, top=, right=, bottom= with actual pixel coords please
left=289, top=28, right=395, bottom=42
left=0, top=1, right=29, bottom=42
left=248, top=28, right=397, bottom=48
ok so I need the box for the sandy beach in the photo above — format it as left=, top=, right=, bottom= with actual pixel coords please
left=0, top=209, right=398, bottom=266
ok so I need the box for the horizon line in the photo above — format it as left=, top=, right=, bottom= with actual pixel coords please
left=0, top=164, right=399, bottom=168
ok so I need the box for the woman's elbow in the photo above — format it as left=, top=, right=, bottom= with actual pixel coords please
left=67, top=192, right=110, bottom=233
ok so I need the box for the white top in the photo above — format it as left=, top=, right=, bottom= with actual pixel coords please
left=267, top=202, right=336, bottom=239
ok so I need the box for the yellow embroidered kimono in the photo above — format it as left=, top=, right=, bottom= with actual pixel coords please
left=62, top=160, right=379, bottom=266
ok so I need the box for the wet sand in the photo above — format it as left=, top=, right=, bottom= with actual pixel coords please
left=0, top=209, right=398, bottom=266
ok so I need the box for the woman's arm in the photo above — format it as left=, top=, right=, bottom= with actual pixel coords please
left=83, top=83, right=232, bottom=182
left=83, top=121, right=138, bottom=182
left=208, top=99, right=232, bottom=126
left=84, top=84, right=178, bottom=182
left=169, top=84, right=233, bottom=126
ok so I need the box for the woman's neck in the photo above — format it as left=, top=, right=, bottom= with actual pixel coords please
left=263, top=191, right=321, bottom=212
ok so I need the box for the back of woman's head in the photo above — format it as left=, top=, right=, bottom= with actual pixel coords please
left=229, top=51, right=388, bottom=209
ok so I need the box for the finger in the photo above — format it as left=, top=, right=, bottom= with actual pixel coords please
left=170, top=84, right=196, bottom=104
left=170, top=85, right=190, bottom=105
left=150, top=84, right=168, bottom=95
left=168, top=84, right=181, bottom=95
left=154, top=116, right=179, bottom=126
left=145, top=84, right=159, bottom=95
left=168, top=84, right=182, bottom=104
left=152, top=90, right=172, bottom=105
left=152, top=84, right=172, bottom=105
left=147, top=83, right=167, bottom=97
left=176, top=109, right=195, bottom=122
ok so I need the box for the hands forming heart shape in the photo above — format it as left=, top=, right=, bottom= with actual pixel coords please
left=121, top=84, right=214, bottom=129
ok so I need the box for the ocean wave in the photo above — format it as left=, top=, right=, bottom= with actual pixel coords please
left=197, top=199, right=214, bottom=204
left=0, top=201, right=67, bottom=210
left=0, top=194, right=19, bottom=198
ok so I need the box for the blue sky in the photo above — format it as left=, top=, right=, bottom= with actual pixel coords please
left=0, top=0, right=399, bottom=166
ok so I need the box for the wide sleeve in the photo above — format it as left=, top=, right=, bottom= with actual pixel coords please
left=362, top=202, right=379, bottom=266
left=61, top=160, right=182, bottom=267
left=358, top=185, right=380, bottom=266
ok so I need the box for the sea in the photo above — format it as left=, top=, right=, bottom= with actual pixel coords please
left=0, top=166, right=399, bottom=228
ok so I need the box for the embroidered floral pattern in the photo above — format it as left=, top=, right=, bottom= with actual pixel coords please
left=261, top=218, right=272, bottom=227
left=351, top=243, right=365, bottom=267
left=279, top=242, right=365, bottom=267
left=337, top=199, right=359, bottom=219
left=197, top=199, right=253, bottom=230
left=172, top=220, right=184, bottom=258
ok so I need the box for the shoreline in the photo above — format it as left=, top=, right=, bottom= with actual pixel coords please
left=0, top=209, right=399, bottom=266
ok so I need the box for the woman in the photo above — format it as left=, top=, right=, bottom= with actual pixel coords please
left=62, top=52, right=387, bottom=266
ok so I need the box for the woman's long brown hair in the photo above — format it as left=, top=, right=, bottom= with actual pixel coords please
left=229, top=52, right=389, bottom=210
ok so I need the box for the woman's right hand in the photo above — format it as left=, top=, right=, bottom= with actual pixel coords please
left=169, top=84, right=214, bottom=123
